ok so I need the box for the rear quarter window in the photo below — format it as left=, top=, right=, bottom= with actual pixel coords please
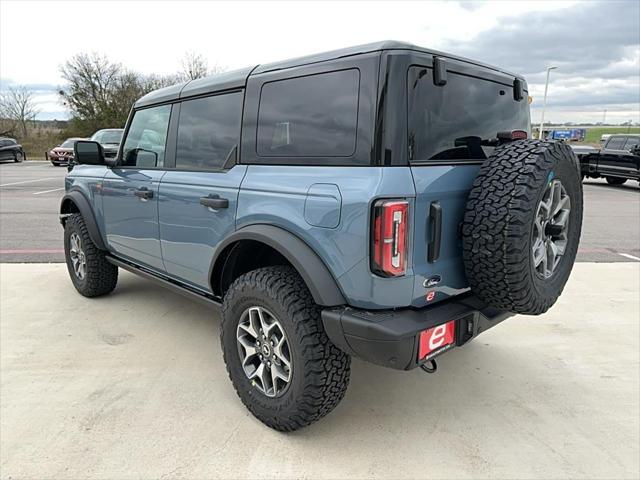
left=407, top=66, right=530, bottom=162
left=605, top=137, right=626, bottom=150
left=256, top=69, right=360, bottom=157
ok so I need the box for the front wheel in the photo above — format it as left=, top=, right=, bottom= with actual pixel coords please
left=221, top=266, right=350, bottom=431
left=14, top=152, right=23, bottom=162
left=64, top=214, right=118, bottom=297
left=606, top=176, right=627, bottom=185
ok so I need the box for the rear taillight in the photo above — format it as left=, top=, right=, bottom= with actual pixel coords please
left=371, top=199, right=408, bottom=277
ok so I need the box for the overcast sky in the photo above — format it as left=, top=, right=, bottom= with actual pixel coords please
left=1, top=0, right=638, bottom=124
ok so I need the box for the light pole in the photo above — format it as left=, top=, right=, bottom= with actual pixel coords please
left=538, top=65, right=558, bottom=139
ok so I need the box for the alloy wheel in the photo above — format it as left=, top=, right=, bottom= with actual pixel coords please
left=69, top=232, right=87, bottom=280
left=236, top=306, right=292, bottom=397
left=532, top=178, right=571, bottom=278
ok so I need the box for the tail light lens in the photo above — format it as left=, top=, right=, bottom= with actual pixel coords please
left=371, top=199, right=408, bottom=277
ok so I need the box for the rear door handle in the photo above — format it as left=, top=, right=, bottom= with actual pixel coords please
left=200, top=194, right=229, bottom=209
left=134, top=187, right=154, bottom=200
left=428, top=201, right=442, bottom=262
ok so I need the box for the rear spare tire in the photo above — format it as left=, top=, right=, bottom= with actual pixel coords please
left=461, top=140, right=583, bottom=315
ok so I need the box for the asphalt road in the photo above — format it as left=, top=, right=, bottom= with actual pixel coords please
left=0, top=160, right=639, bottom=263
left=1, top=263, right=638, bottom=479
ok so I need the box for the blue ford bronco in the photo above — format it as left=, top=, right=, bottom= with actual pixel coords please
left=61, top=41, right=583, bottom=431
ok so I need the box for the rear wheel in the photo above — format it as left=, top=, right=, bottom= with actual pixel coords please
left=14, top=152, right=23, bottom=162
left=221, top=266, right=350, bottom=431
left=606, top=176, right=627, bottom=185
left=64, top=214, right=118, bottom=297
left=462, top=140, right=583, bottom=315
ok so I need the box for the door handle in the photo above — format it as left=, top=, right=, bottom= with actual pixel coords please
left=200, top=194, right=229, bottom=209
left=134, top=187, right=154, bottom=200
left=428, top=201, right=442, bottom=263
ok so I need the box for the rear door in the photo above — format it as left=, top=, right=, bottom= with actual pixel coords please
left=598, top=136, right=629, bottom=177
left=158, top=91, right=245, bottom=291
left=406, top=62, right=530, bottom=307
left=102, top=104, right=171, bottom=272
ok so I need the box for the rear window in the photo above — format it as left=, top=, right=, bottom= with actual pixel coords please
left=176, top=92, right=242, bottom=170
left=624, top=137, right=639, bottom=149
left=257, top=69, right=359, bottom=157
left=407, top=66, right=530, bottom=162
left=605, top=137, right=626, bottom=150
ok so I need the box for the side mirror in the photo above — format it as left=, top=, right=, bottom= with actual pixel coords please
left=74, top=140, right=105, bottom=165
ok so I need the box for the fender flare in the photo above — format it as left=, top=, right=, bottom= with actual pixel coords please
left=210, top=224, right=346, bottom=306
left=59, top=191, right=107, bottom=251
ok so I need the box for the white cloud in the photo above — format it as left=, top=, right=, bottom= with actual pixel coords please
left=1, top=0, right=636, bottom=124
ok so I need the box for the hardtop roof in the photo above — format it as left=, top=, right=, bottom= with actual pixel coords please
left=135, top=40, right=524, bottom=108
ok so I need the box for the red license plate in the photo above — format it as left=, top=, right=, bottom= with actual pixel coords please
left=418, top=320, right=456, bottom=361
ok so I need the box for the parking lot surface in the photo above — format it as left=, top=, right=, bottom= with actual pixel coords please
left=1, top=161, right=638, bottom=263
left=1, top=262, right=638, bottom=479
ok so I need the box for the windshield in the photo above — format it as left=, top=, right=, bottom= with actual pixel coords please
left=91, top=130, right=123, bottom=144
left=60, top=139, right=77, bottom=148
left=407, top=66, right=531, bottom=161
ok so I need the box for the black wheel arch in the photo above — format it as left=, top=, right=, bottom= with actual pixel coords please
left=210, top=224, right=346, bottom=307
left=59, top=191, right=107, bottom=251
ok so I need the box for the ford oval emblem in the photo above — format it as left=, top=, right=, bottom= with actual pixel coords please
left=423, top=275, right=442, bottom=288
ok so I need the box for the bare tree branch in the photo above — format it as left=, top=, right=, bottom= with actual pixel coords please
left=0, top=86, right=39, bottom=138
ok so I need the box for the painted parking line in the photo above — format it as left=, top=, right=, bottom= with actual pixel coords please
left=33, top=187, right=65, bottom=195
left=0, top=249, right=65, bottom=254
left=0, top=177, right=56, bottom=187
left=618, top=253, right=640, bottom=261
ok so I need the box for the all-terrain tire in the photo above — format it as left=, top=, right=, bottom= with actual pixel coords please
left=64, top=213, right=118, bottom=297
left=606, top=176, right=627, bottom=185
left=221, top=266, right=350, bottom=431
left=461, top=140, right=583, bottom=315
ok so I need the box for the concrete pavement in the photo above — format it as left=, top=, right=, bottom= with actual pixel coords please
left=1, top=262, right=638, bottom=479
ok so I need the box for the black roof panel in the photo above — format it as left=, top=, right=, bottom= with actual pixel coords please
left=135, top=41, right=524, bottom=108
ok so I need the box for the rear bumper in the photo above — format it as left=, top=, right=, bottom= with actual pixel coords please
left=321, top=293, right=513, bottom=370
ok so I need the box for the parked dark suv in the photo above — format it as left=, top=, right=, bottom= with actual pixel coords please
left=61, top=42, right=583, bottom=431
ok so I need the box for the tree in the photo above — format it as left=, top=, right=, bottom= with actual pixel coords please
left=179, top=51, right=209, bottom=81
left=177, top=51, right=224, bottom=82
left=0, top=86, right=39, bottom=138
left=59, top=53, right=130, bottom=134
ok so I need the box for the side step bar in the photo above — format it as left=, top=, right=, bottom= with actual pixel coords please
left=106, top=255, right=221, bottom=310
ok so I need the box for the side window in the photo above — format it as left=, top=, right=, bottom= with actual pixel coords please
left=605, top=137, right=625, bottom=150
left=121, top=105, right=171, bottom=167
left=624, top=137, right=639, bottom=150
left=176, top=91, right=242, bottom=170
left=257, top=69, right=359, bottom=157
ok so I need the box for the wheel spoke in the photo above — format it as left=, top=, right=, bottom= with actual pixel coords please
left=546, top=240, right=558, bottom=273
left=552, top=194, right=570, bottom=217
left=273, top=336, right=291, bottom=369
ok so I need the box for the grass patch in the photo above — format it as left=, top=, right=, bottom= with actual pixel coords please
left=583, top=127, right=640, bottom=144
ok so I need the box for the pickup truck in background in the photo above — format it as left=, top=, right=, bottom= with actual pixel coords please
left=579, top=134, right=640, bottom=185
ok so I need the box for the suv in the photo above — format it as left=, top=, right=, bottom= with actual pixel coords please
left=89, top=128, right=124, bottom=160
left=0, top=137, right=25, bottom=162
left=60, top=42, right=583, bottom=431
left=580, top=134, right=640, bottom=185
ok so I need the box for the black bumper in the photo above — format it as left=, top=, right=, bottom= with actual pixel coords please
left=321, top=293, right=513, bottom=370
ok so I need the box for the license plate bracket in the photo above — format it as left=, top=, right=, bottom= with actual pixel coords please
left=418, top=320, right=456, bottom=361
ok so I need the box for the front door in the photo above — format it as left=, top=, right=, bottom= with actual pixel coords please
left=158, top=91, right=245, bottom=291
left=102, top=104, right=172, bottom=272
